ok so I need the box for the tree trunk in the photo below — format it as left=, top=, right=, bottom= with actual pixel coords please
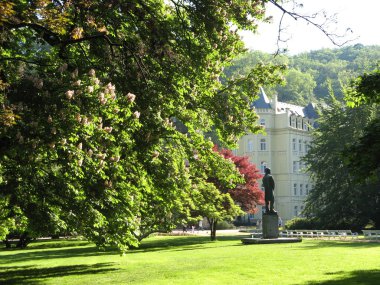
left=208, top=218, right=218, bottom=241
left=16, top=232, right=31, bottom=248
left=3, top=239, right=11, bottom=248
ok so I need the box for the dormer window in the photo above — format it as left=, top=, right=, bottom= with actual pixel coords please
left=290, top=116, right=296, bottom=128
left=297, top=118, right=302, bottom=129
left=303, top=120, right=308, bottom=130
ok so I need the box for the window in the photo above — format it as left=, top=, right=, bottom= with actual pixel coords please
left=290, top=116, right=296, bottom=128
left=303, top=120, right=308, bottom=130
left=293, top=183, right=297, bottom=196
left=300, top=184, right=303, bottom=196
left=299, top=139, right=302, bottom=152
left=294, top=206, right=298, bottom=216
left=292, top=138, right=297, bottom=151
left=298, top=118, right=302, bottom=129
left=293, top=161, right=298, bottom=173
left=247, top=139, right=253, bottom=152
left=304, top=141, right=308, bottom=153
left=305, top=184, right=309, bottom=195
left=260, top=118, right=266, bottom=126
left=260, top=139, right=266, bottom=151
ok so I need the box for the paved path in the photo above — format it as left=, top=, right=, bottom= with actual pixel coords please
left=171, top=229, right=247, bottom=236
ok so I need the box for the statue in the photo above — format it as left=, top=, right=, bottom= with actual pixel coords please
left=262, top=167, right=277, bottom=214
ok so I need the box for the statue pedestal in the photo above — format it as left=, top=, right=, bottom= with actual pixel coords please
left=263, top=214, right=279, bottom=239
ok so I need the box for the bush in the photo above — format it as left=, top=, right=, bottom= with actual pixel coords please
left=285, top=217, right=317, bottom=230
left=216, top=221, right=235, bottom=230
left=233, top=220, right=255, bottom=227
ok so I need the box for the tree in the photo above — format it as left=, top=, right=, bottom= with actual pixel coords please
left=218, top=149, right=264, bottom=214
left=193, top=147, right=263, bottom=241
left=344, top=68, right=380, bottom=197
left=303, top=96, right=380, bottom=229
left=224, top=45, right=380, bottom=105
left=276, top=69, right=316, bottom=104
left=1, top=1, right=283, bottom=250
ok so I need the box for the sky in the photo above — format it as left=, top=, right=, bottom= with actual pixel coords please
left=241, top=0, right=380, bottom=54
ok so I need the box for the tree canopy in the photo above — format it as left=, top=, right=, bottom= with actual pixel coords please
left=303, top=96, right=380, bottom=229
left=196, top=148, right=263, bottom=240
left=224, top=45, right=380, bottom=104
left=0, top=0, right=284, bottom=249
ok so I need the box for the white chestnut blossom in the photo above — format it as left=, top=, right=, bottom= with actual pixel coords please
left=126, top=92, right=136, bottom=103
left=88, top=69, right=96, bottom=77
left=66, top=90, right=74, bottom=100
left=58, top=63, right=68, bottom=72
left=152, top=151, right=160, bottom=158
left=104, top=126, right=113, bottom=133
left=75, top=113, right=82, bottom=123
left=71, top=68, right=78, bottom=79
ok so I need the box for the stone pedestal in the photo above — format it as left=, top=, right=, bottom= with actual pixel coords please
left=263, top=214, right=279, bottom=239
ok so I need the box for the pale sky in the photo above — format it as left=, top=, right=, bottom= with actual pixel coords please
left=241, top=0, right=380, bottom=54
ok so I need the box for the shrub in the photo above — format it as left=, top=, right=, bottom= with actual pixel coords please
left=285, top=217, right=317, bottom=230
left=216, top=221, right=235, bottom=230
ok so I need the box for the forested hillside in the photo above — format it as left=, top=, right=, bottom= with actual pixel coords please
left=224, top=44, right=380, bottom=104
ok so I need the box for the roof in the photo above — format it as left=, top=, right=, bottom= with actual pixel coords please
left=251, top=87, right=271, bottom=109
left=251, top=88, right=319, bottom=120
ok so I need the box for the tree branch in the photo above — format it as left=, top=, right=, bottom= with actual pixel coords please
left=268, top=0, right=358, bottom=54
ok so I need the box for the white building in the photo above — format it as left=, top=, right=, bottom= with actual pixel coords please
left=235, top=89, right=318, bottom=224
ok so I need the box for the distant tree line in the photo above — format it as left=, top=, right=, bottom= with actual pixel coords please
left=224, top=44, right=380, bottom=105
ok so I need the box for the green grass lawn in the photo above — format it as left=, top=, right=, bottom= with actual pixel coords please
left=1, top=234, right=379, bottom=285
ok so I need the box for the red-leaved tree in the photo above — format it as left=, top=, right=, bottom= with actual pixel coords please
left=218, top=148, right=264, bottom=214
left=196, top=146, right=264, bottom=240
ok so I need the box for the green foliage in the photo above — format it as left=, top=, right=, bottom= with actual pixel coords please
left=215, top=220, right=235, bottom=230
left=276, top=69, right=316, bottom=104
left=303, top=97, right=380, bottom=229
left=345, top=69, right=380, bottom=107
left=284, top=217, right=317, bottom=230
left=224, top=45, right=380, bottom=104
left=0, top=0, right=283, bottom=250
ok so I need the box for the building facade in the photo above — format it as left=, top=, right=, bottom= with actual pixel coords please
left=235, top=89, right=318, bottom=224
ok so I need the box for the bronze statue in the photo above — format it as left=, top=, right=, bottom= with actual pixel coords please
left=262, top=167, right=277, bottom=214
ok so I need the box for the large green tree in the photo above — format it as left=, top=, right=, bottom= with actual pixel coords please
left=0, top=1, right=283, bottom=249
left=303, top=96, right=380, bottom=229
left=344, top=69, right=380, bottom=189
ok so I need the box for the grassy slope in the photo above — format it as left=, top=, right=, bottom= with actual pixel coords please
left=0, top=235, right=379, bottom=285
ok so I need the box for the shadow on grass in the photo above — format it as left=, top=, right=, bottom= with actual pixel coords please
left=0, top=262, right=117, bottom=285
left=0, top=245, right=119, bottom=265
left=132, top=234, right=244, bottom=253
left=0, top=238, right=95, bottom=251
left=304, top=269, right=380, bottom=285
left=0, top=235, right=245, bottom=264
left=297, top=240, right=380, bottom=250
